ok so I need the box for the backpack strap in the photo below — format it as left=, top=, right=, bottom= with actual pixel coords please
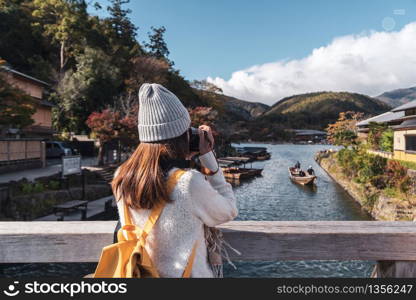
left=122, top=168, right=199, bottom=277
left=182, top=241, right=199, bottom=278
left=122, top=168, right=187, bottom=241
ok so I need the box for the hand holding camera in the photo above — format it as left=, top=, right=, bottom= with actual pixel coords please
left=189, top=125, right=215, bottom=155
left=198, top=125, right=214, bottom=155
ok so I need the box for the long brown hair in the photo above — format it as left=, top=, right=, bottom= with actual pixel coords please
left=112, top=131, right=189, bottom=209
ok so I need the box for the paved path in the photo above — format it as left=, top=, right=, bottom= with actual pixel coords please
left=0, top=157, right=98, bottom=184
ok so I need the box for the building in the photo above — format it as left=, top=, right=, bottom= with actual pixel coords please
left=292, top=129, right=327, bottom=143
left=357, top=100, right=416, bottom=162
left=356, top=111, right=404, bottom=140
left=390, top=100, right=416, bottom=162
left=1, top=66, right=54, bottom=138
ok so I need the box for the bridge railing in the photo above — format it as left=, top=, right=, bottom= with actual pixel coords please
left=1, top=221, right=416, bottom=264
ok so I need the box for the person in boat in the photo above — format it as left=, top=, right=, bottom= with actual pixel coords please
left=294, top=161, right=301, bottom=169
left=298, top=170, right=306, bottom=177
left=307, top=166, right=315, bottom=176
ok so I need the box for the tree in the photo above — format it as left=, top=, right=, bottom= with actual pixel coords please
left=31, top=0, right=89, bottom=73
left=56, top=47, right=121, bottom=133
left=86, top=107, right=138, bottom=165
left=86, top=109, right=119, bottom=166
left=106, top=0, right=137, bottom=47
left=367, top=122, right=388, bottom=150
left=188, top=107, right=218, bottom=131
left=0, top=0, right=54, bottom=81
left=326, top=111, right=363, bottom=147
left=144, top=26, right=172, bottom=65
left=105, top=0, right=141, bottom=74
left=125, top=56, right=170, bottom=96
left=191, top=80, right=223, bottom=94
left=380, top=128, right=394, bottom=152
left=0, top=68, right=36, bottom=135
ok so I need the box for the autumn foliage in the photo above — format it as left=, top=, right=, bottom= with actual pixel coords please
left=326, top=111, right=363, bottom=147
left=86, top=107, right=139, bottom=165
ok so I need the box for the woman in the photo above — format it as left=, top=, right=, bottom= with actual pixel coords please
left=112, top=83, right=238, bottom=278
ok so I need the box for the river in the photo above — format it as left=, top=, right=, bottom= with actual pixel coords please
left=224, top=143, right=373, bottom=277
left=1, top=144, right=374, bottom=278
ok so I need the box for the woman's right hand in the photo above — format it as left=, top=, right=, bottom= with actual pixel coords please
left=198, top=125, right=215, bottom=156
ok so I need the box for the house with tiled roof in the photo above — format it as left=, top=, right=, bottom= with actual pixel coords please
left=357, top=99, right=416, bottom=162
left=1, top=66, right=55, bottom=138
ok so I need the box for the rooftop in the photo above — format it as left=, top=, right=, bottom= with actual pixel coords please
left=392, top=100, right=416, bottom=112
left=293, top=129, right=327, bottom=136
left=1, top=66, right=50, bottom=86
left=356, top=111, right=404, bottom=127
left=391, top=118, right=416, bottom=130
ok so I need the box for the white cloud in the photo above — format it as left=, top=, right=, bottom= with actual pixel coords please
left=207, top=22, right=416, bottom=105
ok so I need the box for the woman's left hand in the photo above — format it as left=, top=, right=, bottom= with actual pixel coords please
left=198, top=125, right=215, bottom=155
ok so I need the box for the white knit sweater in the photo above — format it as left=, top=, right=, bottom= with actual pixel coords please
left=115, top=151, right=238, bottom=278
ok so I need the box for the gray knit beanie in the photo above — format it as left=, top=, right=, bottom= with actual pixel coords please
left=138, top=83, right=191, bottom=142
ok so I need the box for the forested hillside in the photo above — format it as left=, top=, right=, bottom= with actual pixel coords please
left=260, top=91, right=391, bottom=130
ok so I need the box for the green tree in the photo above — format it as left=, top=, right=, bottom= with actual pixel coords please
left=380, top=128, right=394, bottom=152
left=0, top=0, right=54, bottom=80
left=104, top=0, right=141, bottom=75
left=31, top=0, right=88, bottom=73
left=56, top=47, right=121, bottom=133
left=106, top=0, right=137, bottom=46
left=0, top=68, right=36, bottom=135
left=367, top=122, right=388, bottom=150
left=144, top=26, right=174, bottom=67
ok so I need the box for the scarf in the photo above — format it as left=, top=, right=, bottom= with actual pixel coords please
left=204, top=225, right=241, bottom=278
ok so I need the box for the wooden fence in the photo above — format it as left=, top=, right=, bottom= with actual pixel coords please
left=367, top=150, right=394, bottom=159
left=0, top=139, right=43, bottom=162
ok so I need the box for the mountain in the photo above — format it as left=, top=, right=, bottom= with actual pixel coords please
left=199, top=90, right=392, bottom=142
left=376, top=86, right=416, bottom=108
left=214, top=94, right=269, bottom=121
left=196, top=90, right=269, bottom=121
left=260, top=91, right=391, bottom=130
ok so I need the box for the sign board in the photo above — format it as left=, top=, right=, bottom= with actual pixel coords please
left=62, top=155, right=81, bottom=177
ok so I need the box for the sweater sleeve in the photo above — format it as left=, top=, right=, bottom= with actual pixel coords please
left=186, top=151, right=238, bottom=227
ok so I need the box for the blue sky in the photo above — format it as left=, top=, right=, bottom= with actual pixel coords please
left=92, top=0, right=416, bottom=80
left=91, top=0, right=416, bottom=103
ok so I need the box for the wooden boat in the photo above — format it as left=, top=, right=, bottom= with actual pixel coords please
left=256, top=152, right=271, bottom=161
left=233, top=146, right=271, bottom=161
left=221, top=167, right=263, bottom=180
left=220, top=156, right=253, bottom=163
left=288, top=167, right=316, bottom=185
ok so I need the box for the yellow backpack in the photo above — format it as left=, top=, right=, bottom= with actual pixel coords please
left=93, top=169, right=198, bottom=278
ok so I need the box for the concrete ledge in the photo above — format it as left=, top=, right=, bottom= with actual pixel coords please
left=1, top=221, right=416, bottom=263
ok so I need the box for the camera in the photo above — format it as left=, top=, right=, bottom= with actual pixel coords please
left=188, top=127, right=208, bottom=152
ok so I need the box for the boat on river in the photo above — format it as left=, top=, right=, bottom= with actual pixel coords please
left=288, top=167, right=316, bottom=185
left=222, top=167, right=263, bottom=180
left=233, top=146, right=271, bottom=161
left=255, top=152, right=271, bottom=160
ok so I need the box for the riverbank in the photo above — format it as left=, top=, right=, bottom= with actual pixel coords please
left=316, top=150, right=416, bottom=221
